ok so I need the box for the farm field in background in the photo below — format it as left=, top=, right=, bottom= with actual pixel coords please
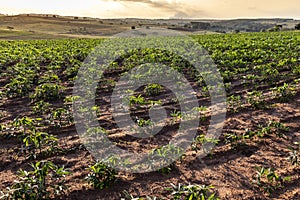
left=0, top=31, right=299, bottom=199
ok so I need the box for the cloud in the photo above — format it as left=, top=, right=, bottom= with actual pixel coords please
left=112, top=0, right=206, bottom=18
left=248, top=7, right=256, bottom=10
left=113, top=0, right=176, bottom=11
left=112, top=0, right=183, bottom=15
left=1, top=0, right=299, bottom=19
left=172, top=11, right=192, bottom=19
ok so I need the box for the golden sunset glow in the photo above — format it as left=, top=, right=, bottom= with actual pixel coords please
left=0, top=0, right=299, bottom=19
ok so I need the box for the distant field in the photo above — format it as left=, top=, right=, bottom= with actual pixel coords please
left=0, top=15, right=140, bottom=39
left=0, top=14, right=299, bottom=40
left=0, top=29, right=71, bottom=40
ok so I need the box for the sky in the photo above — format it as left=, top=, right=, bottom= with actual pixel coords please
left=0, top=0, right=299, bottom=19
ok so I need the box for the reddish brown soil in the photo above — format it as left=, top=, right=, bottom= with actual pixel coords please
left=0, top=72, right=299, bottom=200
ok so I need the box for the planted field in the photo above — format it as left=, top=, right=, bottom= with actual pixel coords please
left=0, top=31, right=299, bottom=199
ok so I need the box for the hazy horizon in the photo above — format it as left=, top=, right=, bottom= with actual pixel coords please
left=1, top=0, right=299, bottom=20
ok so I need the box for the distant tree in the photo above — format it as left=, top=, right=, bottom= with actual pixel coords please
left=7, top=26, right=14, bottom=30
left=295, top=23, right=300, bottom=30
left=268, top=25, right=282, bottom=32
left=216, top=30, right=226, bottom=34
left=274, top=25, right=282, bottom=31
